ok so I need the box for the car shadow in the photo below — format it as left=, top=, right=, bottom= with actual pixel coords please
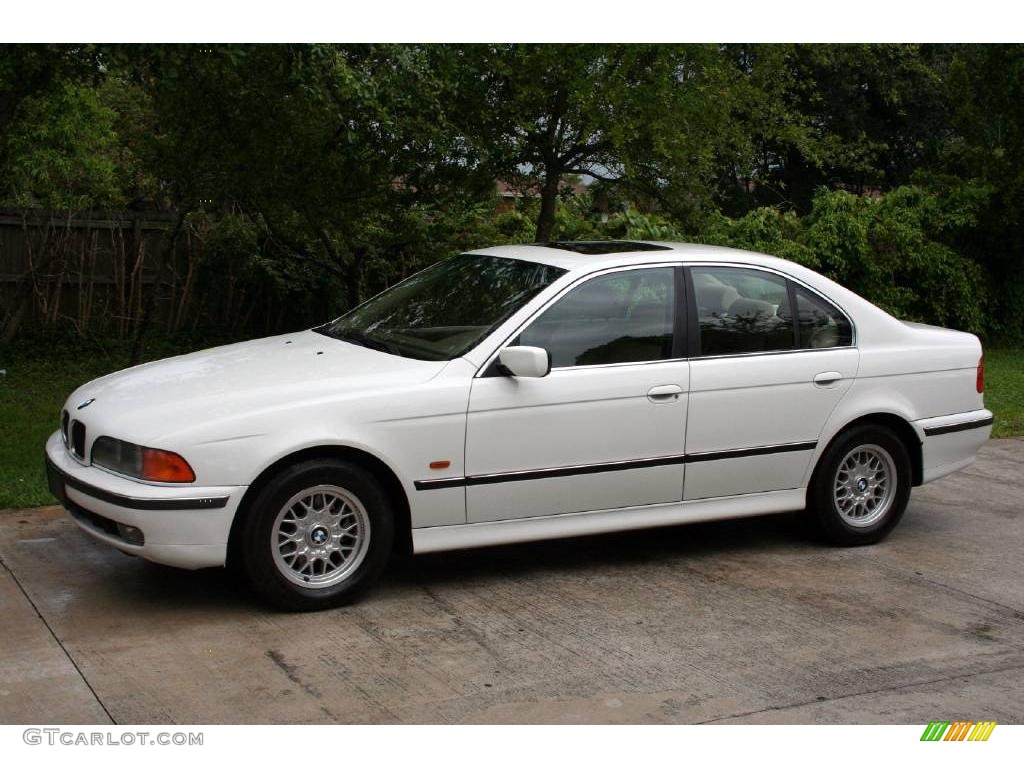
left=100, top=511, right=816, bottom=612
left=385, top=511, right=816, bottom=589
left=108, top=557, right=262, bottom=614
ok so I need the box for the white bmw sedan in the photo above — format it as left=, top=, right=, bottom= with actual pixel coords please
left=45, top=241, right=992, bottom=609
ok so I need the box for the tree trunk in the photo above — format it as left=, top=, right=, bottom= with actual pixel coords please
left=0, top=284, right=31, bottom=346
left=534, top=170, right=561, bottom=242
left=314, top=225, right=364, bottom=312
left=345, top=250, right=366, bottom=310
left=129, top=210, right=187, bottom=365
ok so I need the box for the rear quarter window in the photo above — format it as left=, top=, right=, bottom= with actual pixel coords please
left=793, top=285, right=853, bottom=349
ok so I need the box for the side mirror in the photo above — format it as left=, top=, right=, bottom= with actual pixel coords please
left=498, top=346, right=551, bottom=378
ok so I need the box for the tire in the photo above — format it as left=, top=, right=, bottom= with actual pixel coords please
left=237, top=459, right=394, bottom=610
left=807, top=424, right=912, bottom=546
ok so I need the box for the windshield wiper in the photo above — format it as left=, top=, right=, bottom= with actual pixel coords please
left=319, top=327, right=403, bottom=357
left=356, top=334, right=403, bottom=357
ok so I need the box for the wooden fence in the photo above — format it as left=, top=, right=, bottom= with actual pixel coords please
left=0, top=209, right=187, bottom=343
left=0, top=208, right=307, bottom=345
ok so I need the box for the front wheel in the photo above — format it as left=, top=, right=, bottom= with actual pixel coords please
left=238, top=459, right=394, bottom=610
left=807, top=425, right=912, bottom=546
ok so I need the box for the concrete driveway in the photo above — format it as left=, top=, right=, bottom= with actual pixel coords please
left=1, top=439, right=1022, bottom=724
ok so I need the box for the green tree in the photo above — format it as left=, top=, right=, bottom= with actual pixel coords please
left=724, top=44, right=952, bottom=214
left=1, top=81, right=126, bottom=210
left=0, top=44, right=106, bottom=172
left=131, top=44, right=492, bottom=307
left=939, top=44, right=1024, bottom=338
left=1, top=43, right=1021, bottom=344
left=450, top=44, right=741, bottom=241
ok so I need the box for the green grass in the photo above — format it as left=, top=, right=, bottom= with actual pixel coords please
left=2, top=341, right=1022, bottom=510
left=0, top=337, right=199, bottom=509
left=985, top=347, right=1024, bottom=438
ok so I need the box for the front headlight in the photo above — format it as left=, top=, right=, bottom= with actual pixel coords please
left=91, top=437, right=196, bottom=483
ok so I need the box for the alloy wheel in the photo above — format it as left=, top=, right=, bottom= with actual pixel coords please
left=270, top=484, right=371, bottom=588
left=832, top=444, right=897, bottom=527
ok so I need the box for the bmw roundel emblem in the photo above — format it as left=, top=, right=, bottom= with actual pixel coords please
left=310, top=527, right=329, bottom=545
left=77, top=398, right=95, bottom=410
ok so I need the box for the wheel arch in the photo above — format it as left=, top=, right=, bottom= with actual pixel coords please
left=815, top=412, right=923, bottom=488
left=226, top=444, right=413, bottom=569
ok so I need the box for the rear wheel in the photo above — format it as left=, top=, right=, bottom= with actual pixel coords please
left=808, top=424, right=911, bottom=545
left=238, top=459, right=393, bottom=610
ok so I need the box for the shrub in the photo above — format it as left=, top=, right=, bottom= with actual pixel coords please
left=690, top=186, right=988, bottom=334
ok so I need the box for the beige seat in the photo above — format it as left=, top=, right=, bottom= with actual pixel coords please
left=696, top=284, right=741, bottom=317
left=810, top=323, right=839, bottom=348
left=727, top=297, right=774, bottom=319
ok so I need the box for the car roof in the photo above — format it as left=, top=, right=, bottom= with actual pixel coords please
left=467, top=241, right=796, bottom=274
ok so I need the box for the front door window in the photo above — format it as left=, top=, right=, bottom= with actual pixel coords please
left=517, top=267, right=676, bottom=367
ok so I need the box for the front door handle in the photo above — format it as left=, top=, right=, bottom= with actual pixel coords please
left=647, top=384, right=683, bottom=403
left=813, top=371, right=843, bottom=387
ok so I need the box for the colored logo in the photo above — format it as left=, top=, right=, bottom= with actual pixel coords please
left=920, top=721, right=996, bottom=741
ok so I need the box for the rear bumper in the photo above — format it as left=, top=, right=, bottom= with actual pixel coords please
left=914, top=409, right=993, bottom=484
left=44, top=431, right=243, bottom=569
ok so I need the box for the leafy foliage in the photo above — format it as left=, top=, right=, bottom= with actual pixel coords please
left=1, top=82, right=127, bottom=209
left=449, top=44, right=742, bottom=240
left=806, top=188, right=986, bottom=331
left=0, top=43, right=1022, bottom=343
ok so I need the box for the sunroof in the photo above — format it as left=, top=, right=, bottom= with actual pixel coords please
left=530, top=240, right=673, bottom=255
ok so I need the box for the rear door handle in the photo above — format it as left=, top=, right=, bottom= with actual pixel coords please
left=647, top=384, right=683, bottom=402
left=813, top=371, right=842, bottom=387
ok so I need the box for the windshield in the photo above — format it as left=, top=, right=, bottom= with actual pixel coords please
left=316, top=253, right=567, bottom=361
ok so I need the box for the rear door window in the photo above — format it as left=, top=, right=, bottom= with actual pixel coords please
left=690, top=266, right=794, bottom=356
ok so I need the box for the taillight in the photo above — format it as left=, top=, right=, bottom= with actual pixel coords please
left=976, top=355, right=985, bottom=394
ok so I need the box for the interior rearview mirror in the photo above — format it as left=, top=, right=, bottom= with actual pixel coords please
left=498, top=346, right=551, bottom=378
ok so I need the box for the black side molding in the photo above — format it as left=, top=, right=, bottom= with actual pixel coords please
left=685, top=441, right=817, bottom=464
left=923, top=416, right=994, bottom=437
left=414, top=441, right=817, bottom=490
left=45, top=456, right=230, bottom=511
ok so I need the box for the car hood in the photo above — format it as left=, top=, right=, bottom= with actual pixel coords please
left=64, top=330, right=448, bottom=445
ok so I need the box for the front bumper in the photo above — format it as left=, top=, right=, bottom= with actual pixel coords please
left=44, top=431, right=244, bottom=569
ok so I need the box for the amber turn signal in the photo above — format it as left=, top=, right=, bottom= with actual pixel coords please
left=142, top=448, right=196, bottom=483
